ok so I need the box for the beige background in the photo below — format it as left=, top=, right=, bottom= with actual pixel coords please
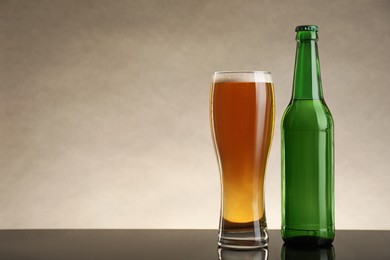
left=0, top=0, right=389, bottom=229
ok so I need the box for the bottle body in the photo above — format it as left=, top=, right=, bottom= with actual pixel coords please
left=281, top=25, right=335, bottom=246
left=281, top=99, right=334, bottom=245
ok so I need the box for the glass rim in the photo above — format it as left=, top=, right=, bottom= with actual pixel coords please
left=213, top=70, right=271, bottom=75
left=212, top=70, right=273, bottom=83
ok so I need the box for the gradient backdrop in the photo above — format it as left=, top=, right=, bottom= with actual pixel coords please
left=1, top=0, right=389, bottom=229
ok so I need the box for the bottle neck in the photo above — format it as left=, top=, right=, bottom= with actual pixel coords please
left=292, top=33, right=323, bottom=100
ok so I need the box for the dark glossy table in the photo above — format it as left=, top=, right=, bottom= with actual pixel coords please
left=1, top=230, right=389, bottom=259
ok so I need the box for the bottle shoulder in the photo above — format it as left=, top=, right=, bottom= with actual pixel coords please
left=282, top=99, right=334, bottom=131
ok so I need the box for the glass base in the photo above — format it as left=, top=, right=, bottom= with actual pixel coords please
left=218, top=247, right=269, bottom=259
left=218, top=218, right=269, bottom=249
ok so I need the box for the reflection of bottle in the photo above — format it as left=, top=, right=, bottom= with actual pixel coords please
left=218, top=247, right=268, bottom=260
left=281, top=244, right=335, bottom=260
left=281, top=25, right=335, bottom=246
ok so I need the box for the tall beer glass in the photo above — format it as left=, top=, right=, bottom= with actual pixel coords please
left=210, top=71, right=275, bottom=249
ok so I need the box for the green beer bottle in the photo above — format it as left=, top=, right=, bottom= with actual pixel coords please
left=281, top=25, right=335, bottom=246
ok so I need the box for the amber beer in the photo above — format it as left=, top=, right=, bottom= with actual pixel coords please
left=210, top=71, right=275, bottom=249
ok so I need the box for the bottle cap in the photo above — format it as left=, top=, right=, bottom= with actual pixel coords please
left=295, top=25, right=319, bottom=32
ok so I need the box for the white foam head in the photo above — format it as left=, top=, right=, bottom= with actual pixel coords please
left=212, top=71, right=273, bottom=83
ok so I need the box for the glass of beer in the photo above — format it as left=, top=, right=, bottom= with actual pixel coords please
left=210, top=71, right=275, bottom=249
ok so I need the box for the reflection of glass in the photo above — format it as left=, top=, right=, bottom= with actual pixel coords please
left=210, top=71, right=275, bottom=249
left=281, top=244, right=335, bottom=260
left=218, top=247, right=268, bottom=260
